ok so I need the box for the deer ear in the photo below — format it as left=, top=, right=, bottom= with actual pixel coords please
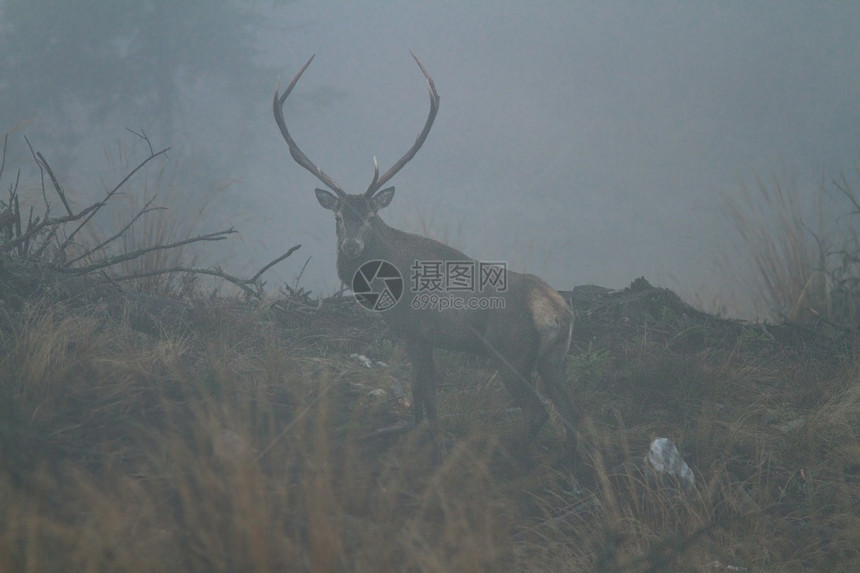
left=371, top=186, right=395, bottom=211
left=315, top=188, right=339, bottom=211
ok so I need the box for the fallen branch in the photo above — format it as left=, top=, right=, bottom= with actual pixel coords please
left=67, top=196, right=164, bottom=266
left=36, top=151, right=73, bottom=216
left=63, top=228, right=237, bottom=274
left=249, top=243, right=303, bottom=290
left=2, top=201, right=104, bottom=254
left=60, top=142, right=170, bottom=254
left=0, top=133, right=8, bottom=181
left=2, top=133, right=306, bottom=305
left=107, top=243, right=303, bottom=298
left=2, top=135, right=170, bottom=261
left=359, top=422, right=414, bottom=442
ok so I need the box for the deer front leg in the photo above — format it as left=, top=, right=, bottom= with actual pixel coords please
left=405, top=342, right=438, bottom=429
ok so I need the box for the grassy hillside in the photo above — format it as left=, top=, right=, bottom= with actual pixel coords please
left=0, top=272, right=857, bottom=572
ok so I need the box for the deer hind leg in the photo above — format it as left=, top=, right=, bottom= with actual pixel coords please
left=536, top=329, right=581, bottom=459
left=405, top=342, right=438, bottom=429
left=527, top=284, right=580, bottom=454
left=491, top=353, right=549, bottom=442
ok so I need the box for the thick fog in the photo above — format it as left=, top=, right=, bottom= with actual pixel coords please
left=3, top=1, right=859, bottom=317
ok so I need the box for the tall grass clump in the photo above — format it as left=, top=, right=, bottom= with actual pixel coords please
left=726, top=164, right=860, bottom=328
left=86, top=138, right=233, bottom=296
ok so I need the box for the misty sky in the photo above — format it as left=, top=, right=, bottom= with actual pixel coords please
left=7, top=1, right=860, bottom=317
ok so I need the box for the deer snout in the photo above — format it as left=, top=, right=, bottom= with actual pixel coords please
left=340, top=238, right=364, bottom=258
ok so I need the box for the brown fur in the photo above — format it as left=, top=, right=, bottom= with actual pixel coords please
left=323, top=195, right=581, bottom=452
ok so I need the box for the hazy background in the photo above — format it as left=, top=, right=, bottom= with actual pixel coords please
left=2, top=1, right=858, bottom=317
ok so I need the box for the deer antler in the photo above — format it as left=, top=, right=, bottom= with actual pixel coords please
left=273, top=55, right=346, bottom=197
left=274, top=53, right=439, bottom=199
left=365, top=52, right=440, bottom=198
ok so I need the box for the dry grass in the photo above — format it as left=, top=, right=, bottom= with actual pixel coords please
left=725, top=166, right=860, bottom=326
left=7, top=126, right=855, bottom=570
left=725, top=170, right=828, bottom=322
left=0, top=293, right=857, bottom=572
left=84, top=139, right=232, bottom=297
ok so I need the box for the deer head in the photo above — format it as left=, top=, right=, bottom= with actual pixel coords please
left=273, top=53, right=440, bottom=259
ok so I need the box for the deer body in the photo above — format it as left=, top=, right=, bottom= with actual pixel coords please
left=275, top=55, right=580, bottom=454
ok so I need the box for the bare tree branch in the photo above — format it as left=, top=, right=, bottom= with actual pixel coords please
left=67, top=195, right=164, bottom=266
left=251, top=243, right=302, bottom=285
left=36, top=151, right=73, bottom=216
left=3, top=133, right=304, bottom=305
left=0, top=133, right=8, bottom=182
left=60, top=144, right=170, bottom=254
left=63, top=227, right=237, bottom=274
left=32, top=225, right=58, bottom=260
left=107, top=243, right=302, bottom=298
left=23, top=136, right=53, bottom=219
left=833, top=175, right=860, bottom=214
left=1, top=201, right=104, bottom=254
left=359, top=422, right=413, bottom=442
left=293, top=254, right=312, bottom=293
left=12, top=175, right=22, bottom=241
left=1, top=168, right=22, bottom=251
left=126, top=128, right=155, bottom=156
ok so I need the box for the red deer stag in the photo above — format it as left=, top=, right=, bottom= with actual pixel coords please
left=274, top=54, right=580, bottom=457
